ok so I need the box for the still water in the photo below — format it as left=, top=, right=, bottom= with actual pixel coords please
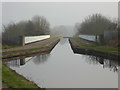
left=5, top=38, right=118, bottom=88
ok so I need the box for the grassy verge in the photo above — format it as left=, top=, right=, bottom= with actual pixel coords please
left=2, top=37, right=60, bottom=88
left=70, top=37, right=120, bottom=55
left=2, top=36, right=59, bottom=50
left=3, top=46, right=47, bottom=55
left=2, top=46, right=19, bottom=49
left=2, top=63, right=40, bottom=89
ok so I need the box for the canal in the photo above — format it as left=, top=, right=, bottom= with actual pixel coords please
left=5, top=38, right=118, bottom=88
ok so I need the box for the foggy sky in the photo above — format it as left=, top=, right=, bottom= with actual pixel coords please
left=2, top=2, right=118, bottom=28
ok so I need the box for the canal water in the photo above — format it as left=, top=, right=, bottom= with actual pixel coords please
left=5, top=38, right=118, bottom=88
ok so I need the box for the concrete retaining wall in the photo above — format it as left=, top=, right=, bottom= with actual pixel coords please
left=25, top=35, right=50, bottom=44
left=3, top=35, right=50, bottom=46
left=79, top=35, right=96, bottom=41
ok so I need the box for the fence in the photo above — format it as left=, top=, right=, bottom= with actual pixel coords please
left=104, top=30, right=119, bottom=42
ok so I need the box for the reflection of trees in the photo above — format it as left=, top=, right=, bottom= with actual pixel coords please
left=84, top=55, right=119, bottom=72
left=33, top=54, right=50, bottom=65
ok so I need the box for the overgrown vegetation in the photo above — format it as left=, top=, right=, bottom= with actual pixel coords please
left=75, top=13, right=119, bottom=46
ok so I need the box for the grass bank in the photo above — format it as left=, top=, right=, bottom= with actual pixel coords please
left=70, top=37, right=120, bottom=55
left=2, top=45, right=19, bottom=49
left=2, top=37, right=60, bottom=89
left=2, top=63, right=40, bottom=89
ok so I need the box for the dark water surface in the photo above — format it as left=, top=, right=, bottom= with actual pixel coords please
left=5, top=38, right=118, bottom=88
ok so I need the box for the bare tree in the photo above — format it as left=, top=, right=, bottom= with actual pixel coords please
left=32, top=15, right=50, bottom=35
left=2, top=15, right=50, bottom=37
left=2, top=15, right=50, bottom=45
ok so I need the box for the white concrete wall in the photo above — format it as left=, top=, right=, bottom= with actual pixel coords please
left=25, top=35, right=50, bottom=44
left=79, top=35, right=96, bottom=41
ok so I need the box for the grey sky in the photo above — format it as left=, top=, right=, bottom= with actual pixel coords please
left=2, top=2, right=118, bottom=28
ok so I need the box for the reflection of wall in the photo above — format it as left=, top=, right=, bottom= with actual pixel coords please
left=5, top=60, right=20, bottom=67
left=5, top=54, right=50, bottom=67
left=5, top=58, right=27, bottom=67
left=20, top=59, right=25, bottom=65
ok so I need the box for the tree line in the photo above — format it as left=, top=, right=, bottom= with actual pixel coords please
left=75, top=13, right=119, bottom=46
left=76, top=14, right=117, bottom=35
left=2, top=15, right=50, bottom=37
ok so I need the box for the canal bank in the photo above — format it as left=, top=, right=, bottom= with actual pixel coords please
left=4, top=38, right=118, bottom=88
left=2, top=37, right=60, bottom=89
left=2, top=37, right=60, bottom=61
left=2, top=63, right=41, bottom=89
left=69, top=37, right=120, bottom=61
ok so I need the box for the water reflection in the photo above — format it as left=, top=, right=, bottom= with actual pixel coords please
left=5, top=54, right=50, bottom=67
left=5, top=59, right=20, bottom=67
left=4, top=38, right=118, bottom=88
left=84, top=55, right=119, bottom=72
left=59, top=38, right=67, bottom=45
left=20, top=58, right=25, bottom=65
left=5, top=57, right=32, bottom=67
left=33, top=54, right=50, bottom=65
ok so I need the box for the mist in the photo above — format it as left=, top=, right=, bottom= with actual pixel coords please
left=3, top=2, right=117, bottom=26
left=2, top=2, right=118, bottom=37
